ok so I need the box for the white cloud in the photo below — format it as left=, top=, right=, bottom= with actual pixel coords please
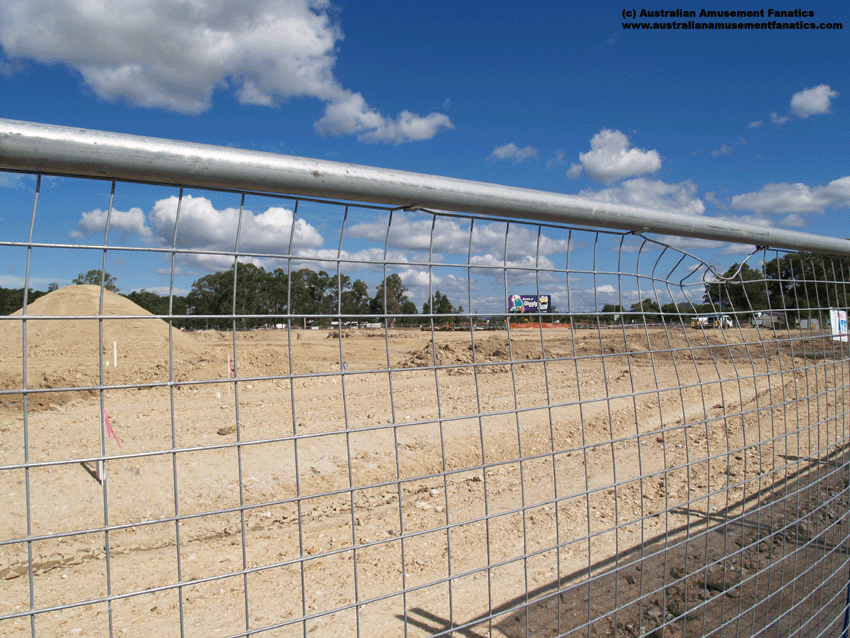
left=288, top=247, right=410, bottom=273
left=0, top=173, right=27, bottom=189
left=546, top=148, right=567, bottom=168
left=716, top=243, right=761, bottom=256
left=579, top=178, right=705, bottom=216
left=731, top=176, right=850, bottom=214
left=314, top=92, right=453, bottom=144
left=150, top=195, right=323, bottom=254
left=748, top=120, right=763, bottom=128
left=0, top=0, right=452, bottom=144
left=711, top=144, right=732, bottom=157
left=770, top=112, right=791, bottom=125
left=71, top=194, right=325, bottom=271
left=468, top=253, right=558, bottom=272
left=135, top=285, right=190, bottom=296
left=567, top=163, right=583, bottom=178
left=397, top=267, right=437, bottom=289
left=577, top=129, right=661, bottom=184
left=347, top=212, right=573, bottom=262
left=790, top=84, right=838, bottom=118
left=487, top=143, right=538, bottom=163
left=781, top=214, right=806, bottom=227
left=71, top=207, right=153, bottom=242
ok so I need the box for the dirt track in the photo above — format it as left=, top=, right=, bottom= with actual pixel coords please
left=1, top=286, right=848, bottom=637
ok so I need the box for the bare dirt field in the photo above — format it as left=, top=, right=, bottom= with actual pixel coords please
left=1, top=286, right=849, bottom=637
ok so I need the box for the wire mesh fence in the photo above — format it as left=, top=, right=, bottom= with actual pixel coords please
left=1, top=122, right=850, bottom=638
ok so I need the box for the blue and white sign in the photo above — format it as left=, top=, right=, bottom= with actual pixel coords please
left=831, top=308, right=848, bottom=343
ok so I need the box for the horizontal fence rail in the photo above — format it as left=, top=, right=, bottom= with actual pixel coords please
left=2, top=118, right=850, bottom=257
left=0, top=120, right=849, bottom=638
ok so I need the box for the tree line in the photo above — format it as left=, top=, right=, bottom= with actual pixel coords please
left=595, top=252, right=850, bottom=325
left=704, top=253, right=850, bottom=322
left=0, top=266, right=465, bottom=330
left=3, top=253, right=846, bottom=328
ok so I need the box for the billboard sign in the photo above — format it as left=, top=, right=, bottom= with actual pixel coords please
left=509, top=294, right=551, bottom=313
left=831, top=308, right=848, bottom=342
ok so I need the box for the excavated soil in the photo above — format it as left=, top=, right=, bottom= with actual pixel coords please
left=1, top=287, right=848, bottom=638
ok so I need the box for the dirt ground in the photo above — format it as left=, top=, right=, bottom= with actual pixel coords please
left=1, top=286, right=849, bottom=637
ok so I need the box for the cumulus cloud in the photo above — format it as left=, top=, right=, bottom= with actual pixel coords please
left=567, top=163, right=583, bottom=178
left=315, top=92, right=453, bottom=143
left=577, top=129, right=661, bottom=184
left=150, top=195, right=323, bottom=254
left=748, top=120, right=763, bottom=128
left=578, top=178, right=706, bottom=217
left=0, top=0, right=452, bottom=144
left=347, top=212, right=573, bottom=263
left=711, top=144, right=732, bottom=157
left=71, top=207, right=153, bottom=242
left=487, top=143, right=539, bottom=163
left=72, top=194, right=325, bottom=271
left=760, top=85, right=839, bottom=127
left=731, top=176, right=850, bottom=214
left=790, top=84, right=839, bottom=118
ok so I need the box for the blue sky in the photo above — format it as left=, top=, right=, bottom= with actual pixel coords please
left=0, top=1, right=847, bottom=314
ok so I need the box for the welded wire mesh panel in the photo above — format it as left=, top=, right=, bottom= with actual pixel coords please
left=1, top=168, right=849, bottom=638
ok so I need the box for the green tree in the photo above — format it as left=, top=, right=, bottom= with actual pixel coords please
left=763, top=252, right=850, bottom=321
left=340, top=279, right=371, bottom=316
left=371, top=274, right=418, bottom=325
left=0, top=287, right=47, bottom=315
left=423, top=290, right=462, bottom=318
left=599, top=303, right=625, bottom=324
left=289, top=269, right=335, bottom=326
left=661, top=302, right=694, bottom=324
left=704, top=263, right=768, bottom=315
left=185, top=263, right=272, bottom=330
left=125, top=289, right=169, bottom=316
left=125, top=289, right=189, bottom=327
left=73, top=269, right=119, bottom=292
left=630, top=298, right=661, bottom=322
left=267, top=268, right=289, bottom=315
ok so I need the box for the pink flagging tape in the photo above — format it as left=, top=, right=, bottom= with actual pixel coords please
left=102, top=409, right=121, bottom=448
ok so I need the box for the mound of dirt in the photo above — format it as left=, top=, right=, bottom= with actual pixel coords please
left=0, top=285, right=200, bottom=410
left=398, top=333, right=547, bottom=373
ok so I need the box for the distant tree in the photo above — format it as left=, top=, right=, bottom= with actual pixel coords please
left=124, top=290, right=189, bottom=327
left=125, top=290, right=169, bottom=316
left=661, top=302, right=694, bottom=324
left=185, top=263, right=273, bottom=330
left=340, top=279, right=371, bottom=316
left=47, top=283, right=59, bottom=292
left=703, top=263, right=768, bottom=315
left=599, top=303, right=625, bottom=324
left=289, top=269, right=335, bottom=326
left=371, top=274, right=417, bottom=325
left=73, top=269, right=119, bottom=292
left=0, top=287, right=47, bottom=315
left=763, top=252, right=850, bottom=320
left=422, top=290, right=462, bottom=323
left=630, top=298, right=661, bottom=322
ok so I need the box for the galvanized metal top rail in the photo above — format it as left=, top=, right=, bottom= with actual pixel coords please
left=2, top=118, right=849, bottom=256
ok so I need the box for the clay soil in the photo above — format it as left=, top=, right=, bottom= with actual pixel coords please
left=1, top=286, right=849, bottom=637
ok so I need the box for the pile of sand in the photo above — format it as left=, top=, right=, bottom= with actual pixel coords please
left=0, top=285, right=200, bottom=410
